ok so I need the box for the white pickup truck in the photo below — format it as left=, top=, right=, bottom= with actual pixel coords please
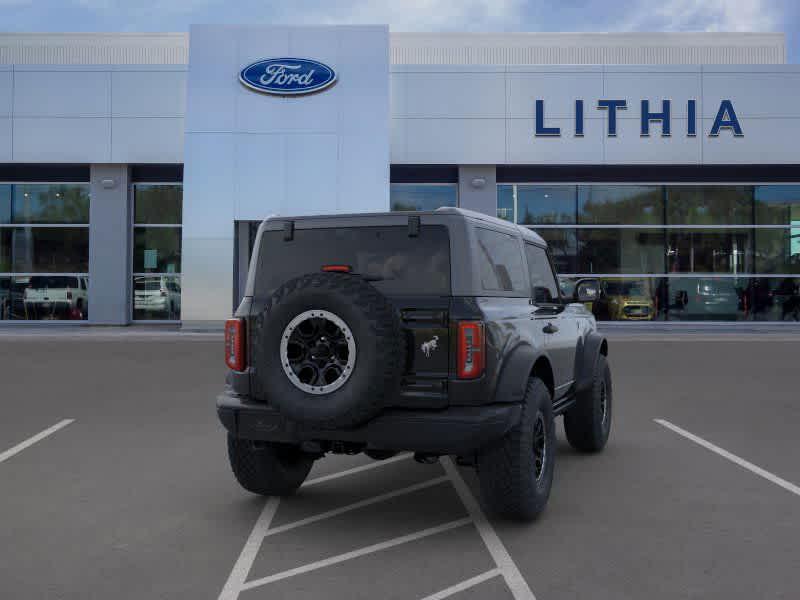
left=23, top=275, right=88, bottom=320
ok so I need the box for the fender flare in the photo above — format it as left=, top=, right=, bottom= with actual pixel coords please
left=574, top=332, right=608, bottom=394
left=492, top=342, right=550, bottom=404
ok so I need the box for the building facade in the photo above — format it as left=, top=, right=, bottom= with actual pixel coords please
left=0, top=29, right=798, bottom=326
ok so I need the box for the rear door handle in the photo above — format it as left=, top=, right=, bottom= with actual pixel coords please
left=542, top=323, right=559, bottom=334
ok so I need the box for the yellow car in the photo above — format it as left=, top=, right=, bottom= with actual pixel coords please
left=594, top=279, right=655, bottom=321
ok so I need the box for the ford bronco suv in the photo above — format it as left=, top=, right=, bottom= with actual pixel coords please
left=218, top=208, right=611, bottom=520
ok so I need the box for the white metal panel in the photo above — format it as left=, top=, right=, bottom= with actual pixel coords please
left=402, top=71, right=505, bottom=118
left=182, top=132, right=235, bottom=238
left=702, top=71, right=800, bottom=118
left=390, top=118, right=406, bottom=162
left=338, top=133, right=390, bottom=212
left=184, top=26, right=238, bottom=133
left=606, top=118, right=701, bottom=164
left=180, top=237, right=234, bottom=324
left=111, top=70, right=186, bottom=116
left=0, top=70, right=11, bottom=117
left=13, top=117, right=110, bottom=162
left=0, top=118, right=11, bottom=160
left=506, top=117, right=604, bottom=164
left=285, top=134, right=339, bottom=214
left=13, top=70, right=110, bottom=117
left=604, top=70, right=701, bottom=119
left=702, top=118, right=798, bottom=164
left=506, top=70, right=603, bottom=119
left=234, top=134, right=285, bottom=221
left=111, top=117, right=184, bottom=162
left=404, top=118, right=504, bottom=164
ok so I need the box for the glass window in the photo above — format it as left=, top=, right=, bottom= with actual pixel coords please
left=516, top=185, right=575, bottom=224
left=578, top=185, right=663, bottom=225
left=535, top=228, right=578, bottom=274
left=254, top=225, right=451, bottom=298
left=578, top=229, right=665, bottom=274
left=0, top=274, right=89, bottom=321
left=1, top=227, right=89, bottom=273
left=133, top=228, right=181, bottom=274
left=755, top=185, right=800, bottom=225
left=132, top=184, right=182, bottom=320
left=524, top=244, right=559, bottom=303
left=666, top=186, right=752, bottom=225
left=755, top=229, right=800, bottom=274
left=666, top=229, right=753, bottom=274
left=3, top=184, right=90, bottom=224
left=0, top=185, right=10, bottom=223
left=134, top=185, right=182, bottom=225
left=497, top=185, right=514, bottom=222
left=667, top=277, right=747, bottom=321
left=390, top=184, right=457, bottom=212
left=586, top=277, right=666, bottom=321
left=133, top=275, right=181, bottom=320
left=475, top=227, right=527, bottom=293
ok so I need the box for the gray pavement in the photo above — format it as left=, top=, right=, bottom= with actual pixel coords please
left=0, top=334, right=798, bottom=599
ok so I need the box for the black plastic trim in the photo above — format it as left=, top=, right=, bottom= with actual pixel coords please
left=391, top=165, right=459, bottom=184
left=0, top=164, right=90, bottom=182
left=130, top=164, right=184, bottom=183
left=497, top=164, right=800, bottom=183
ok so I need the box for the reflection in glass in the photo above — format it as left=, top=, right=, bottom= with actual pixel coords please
left=753, top=277, right=800, bottom=321
left=1, top=228, right=89, bottom=273
left=497, top=185, right=514, bottom=222
left=133, top=228, right=181, bottom=273
left=755, top=185, right=800, bottom=225
left=390, top=184, right=458, bottom=212
left=133, top=275, right=181, bottom=320
left=0, top=275, right=88, bottom=320
left=134, top=185, right=183, bottom=225
left=666, top=186, right=752, bottom=225
left=577, top=229, right=665, bottom=274
left=666, top=229, right=753, bottom=274
left=591, top=278, right=664, bottom=321
left=516, top=185, right=575, bottom=224
left=578, top=185, right=662, bottom=225
left=535, top=228, right=577, bottom=274
left=755, top=228, right=800, bottom=274
left=4, top=184, right=90, bottom=224
left=667, top=277, right=746, bottom=321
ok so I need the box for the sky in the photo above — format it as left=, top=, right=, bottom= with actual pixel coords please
left=0, top=0, right=798, bottom=62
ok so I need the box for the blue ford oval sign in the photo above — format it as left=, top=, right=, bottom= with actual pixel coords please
left=239, top=58, right=337, bottom=96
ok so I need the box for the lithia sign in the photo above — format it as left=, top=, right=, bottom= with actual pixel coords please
left=535, top=99, right=743, bottom=138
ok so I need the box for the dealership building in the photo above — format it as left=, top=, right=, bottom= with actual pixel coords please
left=0, top=28, right=798, bottom=327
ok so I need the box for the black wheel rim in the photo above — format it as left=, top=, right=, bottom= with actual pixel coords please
left=533, top=412, right=547, bottom=481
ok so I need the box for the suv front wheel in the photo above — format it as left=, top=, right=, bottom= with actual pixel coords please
left=227, top=435, right=314, bottom=496
left=476, top=377, right=555, bottom=521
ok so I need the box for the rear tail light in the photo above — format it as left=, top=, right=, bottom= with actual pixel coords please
left=457, top=321, right=485, bottom=379
left=66, top=290, right=73, bottom=300
left=225, top=318, right=247, bottom=371
left=322, top=264, right=352, bottom=273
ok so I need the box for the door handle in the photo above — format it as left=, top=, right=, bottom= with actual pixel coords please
left=542, top=323, right=559, bottom=334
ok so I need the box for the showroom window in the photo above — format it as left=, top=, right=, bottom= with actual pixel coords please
left=132, top=184, right=182, bottom=321
left=497, top=184, right=800, bottom=321
left=0, top=183, right=90, bottom=321
left=390, top=184, right=458, bottom=212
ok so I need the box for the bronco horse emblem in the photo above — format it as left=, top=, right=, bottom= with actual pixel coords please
left=420, top=335, right=439, bottom=358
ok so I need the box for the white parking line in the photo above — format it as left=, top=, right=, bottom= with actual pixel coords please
left=419, top=568, right=501, bottom=600
left=655, top=418, right=800, bottom=498
left=264, top=476, right=450, bottom=537
left=441, top=457, right=537, bottom=600
left=0, top=419, right=75, bottom=464
left=240, top=517, right=473, bottom=591
left=302, top=453, right=412, bottom=487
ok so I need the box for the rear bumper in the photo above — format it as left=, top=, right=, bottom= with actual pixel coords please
left=217, top=390, right=521, bottom=455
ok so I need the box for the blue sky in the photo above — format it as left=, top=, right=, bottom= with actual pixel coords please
left=1, top=0, right=798, bottom=62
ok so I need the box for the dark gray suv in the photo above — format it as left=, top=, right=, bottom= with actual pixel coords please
left=218, top=208, right=611, bottom=520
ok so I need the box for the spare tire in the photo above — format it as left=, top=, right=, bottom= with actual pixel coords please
left=252, top=272, right=405, bottom=428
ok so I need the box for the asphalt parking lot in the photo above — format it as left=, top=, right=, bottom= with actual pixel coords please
left=1, top=331, right=799, bottom=599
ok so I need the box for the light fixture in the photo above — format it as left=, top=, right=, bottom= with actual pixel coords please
left=101, top=178, right=116, bottom=189
left=470, top=177, right=487, bottom=189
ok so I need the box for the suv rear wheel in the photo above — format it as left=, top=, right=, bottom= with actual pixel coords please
left=476, top=377, right=555, bottom=521
left=227, top=434, right=314, bottom=496
left=564, top=354, right=612, bottom=452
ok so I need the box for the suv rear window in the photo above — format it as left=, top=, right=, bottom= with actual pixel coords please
left=255, top=225, right=451, bottom=297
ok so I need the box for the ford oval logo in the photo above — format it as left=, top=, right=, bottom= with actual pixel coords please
left=239, top=58, right=337, bottom=96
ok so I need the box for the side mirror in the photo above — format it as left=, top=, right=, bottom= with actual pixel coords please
left=574, top=278, right=600, bottom=303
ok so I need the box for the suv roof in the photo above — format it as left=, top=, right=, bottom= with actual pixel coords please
left=260, top=207, right=547, bottom=247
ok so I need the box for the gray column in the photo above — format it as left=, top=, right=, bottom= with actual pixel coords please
left=88, top=164, right=131, bottom=325
left=458, top=166, right=497, bottom=217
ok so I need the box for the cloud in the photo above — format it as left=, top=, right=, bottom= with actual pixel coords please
left=622, top=0, right=780, bottom=32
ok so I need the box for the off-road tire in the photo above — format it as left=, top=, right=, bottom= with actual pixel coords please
left=227, top=434, right=314, bottom=496
left=252, top=272, right=405, bottom=429
left=476, top=378, right=556, bottom=521
left=564, top=354, right=612, bottom=452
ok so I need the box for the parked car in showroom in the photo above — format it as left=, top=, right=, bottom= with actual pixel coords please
left=218, top=208, right=612, bottom=521
left=133, top=275, right=181, bottom=320
left=592, top=278, right=655, bottom=321
left=23, top=275, right=88, bottom=320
